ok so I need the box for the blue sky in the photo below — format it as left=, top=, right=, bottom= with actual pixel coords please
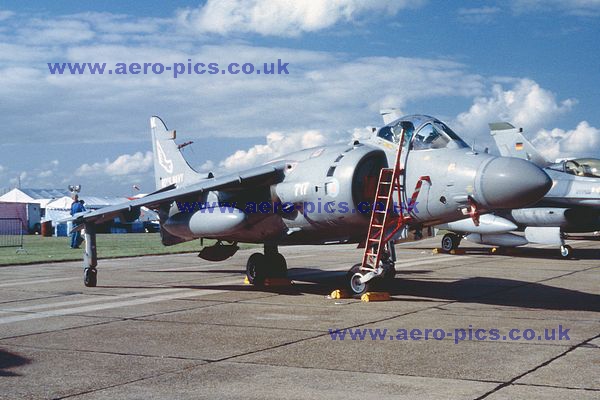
left=0, top=0, right=599, bottom=196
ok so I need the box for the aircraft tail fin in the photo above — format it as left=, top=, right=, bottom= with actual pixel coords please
left=150, top=116, right=201, bottom=190
left=489, top=122, right=550, bottom=167
left=380, top=108, right=402, bottom=125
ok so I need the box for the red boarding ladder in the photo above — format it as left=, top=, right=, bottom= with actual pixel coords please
left=360, top=130, right=409, bottom=274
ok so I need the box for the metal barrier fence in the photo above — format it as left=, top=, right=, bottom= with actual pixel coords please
left=0, top=218, right=25, bottom=252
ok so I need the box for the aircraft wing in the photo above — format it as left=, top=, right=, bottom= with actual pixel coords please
left=72, top=161, right=288, bottom=226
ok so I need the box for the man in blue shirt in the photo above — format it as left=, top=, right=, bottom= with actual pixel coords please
left=70, top=194, right=85, bottom=248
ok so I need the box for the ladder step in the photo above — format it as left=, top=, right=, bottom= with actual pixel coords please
left=374, top=210, right=386, bottom=214
left=371, top=224, right=383, bottom=228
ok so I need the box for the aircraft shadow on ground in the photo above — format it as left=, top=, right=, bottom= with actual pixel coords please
left=406, top=246, right=600, bottom=260
left=0, top=348, right=31, bottom=377
left=107, top=265, right=600, bottom=312
left=142, top=269, right=246, bottom=274
left=387, top=276, right=600, bottom=312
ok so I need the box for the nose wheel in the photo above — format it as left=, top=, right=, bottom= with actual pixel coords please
left=346, top=264, right=372, bottom=296
left=345, top=261, right=396, bottom=296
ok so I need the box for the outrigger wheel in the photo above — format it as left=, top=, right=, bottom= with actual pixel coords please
left=84, top=268, right=97, bottom=287
left=560, top=245, right=573, bottom=258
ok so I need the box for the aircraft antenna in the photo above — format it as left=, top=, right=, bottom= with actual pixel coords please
left=177, top=141, right=194, bottom=150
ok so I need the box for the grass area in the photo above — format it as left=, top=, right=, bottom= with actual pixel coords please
left=0, top=233, right=256, bottom=266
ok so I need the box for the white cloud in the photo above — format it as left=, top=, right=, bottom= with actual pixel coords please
left=531, top=121, right=600, bottom=161
left=351, top=126, right=377, bottom=141
left=1, top=7, right=596, bottom=194
left=18, top=19, right=96, bottom=45
left=77, top=151, right=153, bottom=177
left=0, top=164, right=4, bottom=173
left=176, top=0, right=426, bottom=37
left=220, top=129, right=327, bottom=170
left=198, top=160, right=215, bottom=172
left=9, top=171, right=28, bottom=187
left=0, top=36, right=484, bottom=145
left=454, top=78, right=575, bottom=141
left=0, top=10, right=15, bottom=21
left=73, top=12, right=166, bottom=35
left=458, top=7, right=501, bottom=24
left=512, top=0, right=600, bottom=16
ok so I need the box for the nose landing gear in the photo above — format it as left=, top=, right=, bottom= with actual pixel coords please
left=346, top=243, right=397, bottom=296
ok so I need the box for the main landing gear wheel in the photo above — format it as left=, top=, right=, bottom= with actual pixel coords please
left=245, top=251, right=289, bottom=285
left=84, top=268, right=97, bottom=287
left=560, top=245, right=573, bottom=258
left=246, top=253, right=266, bottom=285
left=441, top=233, right=461, bottom=252
left=267, top=253, right=288, bottom=278
left=346, top=264, right=372, bottom=296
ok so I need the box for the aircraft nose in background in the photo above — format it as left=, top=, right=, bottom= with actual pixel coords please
left=478, top=157, right=552, bottom=209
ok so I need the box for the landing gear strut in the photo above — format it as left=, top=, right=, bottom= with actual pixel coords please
left=559, top=230, right=573, bottom=258
left=245, top=245, right=288, bottom=285
left=82, top=223, right=98, bottom=287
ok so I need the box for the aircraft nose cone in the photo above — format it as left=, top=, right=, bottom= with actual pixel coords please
left=478, top=157, right=551, bottom=209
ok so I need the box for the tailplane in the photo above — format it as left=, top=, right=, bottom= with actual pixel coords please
left=150, top=116, right=202, bottom=190
left=489, top=122, right=550, bottom=167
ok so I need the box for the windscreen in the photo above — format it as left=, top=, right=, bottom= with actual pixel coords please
left=411, top=122, right=468, bottom=151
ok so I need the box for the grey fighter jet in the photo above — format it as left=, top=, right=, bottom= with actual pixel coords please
left=438, top=122, right=600, bottom=258
left=72, top=115, right=551, bottom=294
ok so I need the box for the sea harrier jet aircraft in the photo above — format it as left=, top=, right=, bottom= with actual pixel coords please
left=438, top=122, right=600, bottom=258
left=71, top=115, right=551, bottom=294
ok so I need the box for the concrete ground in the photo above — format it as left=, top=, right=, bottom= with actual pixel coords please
left=0, top=238, right=599, bottom=399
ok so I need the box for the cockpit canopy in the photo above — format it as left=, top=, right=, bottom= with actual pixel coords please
left=548, top=158, right=600, bottom=178
left=376, top=115, right=469, bottom=151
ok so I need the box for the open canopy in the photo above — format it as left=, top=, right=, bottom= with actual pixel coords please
left=376, top=115, right=469, bottom=151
